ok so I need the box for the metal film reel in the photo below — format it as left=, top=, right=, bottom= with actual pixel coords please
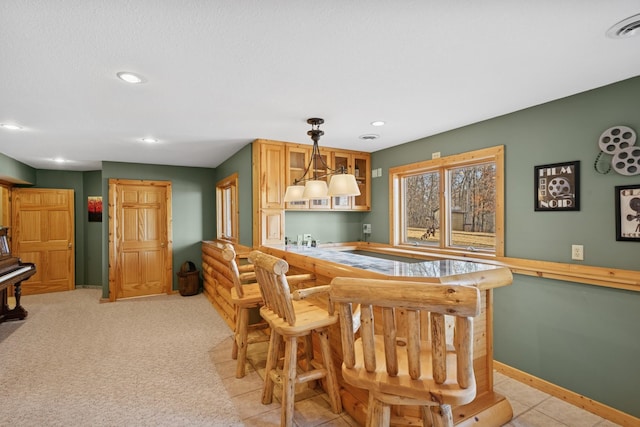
left=548, top=177, right=571, bottom=198
left=612, top=146, right=640, bottom=176
left=598, top=125, right=636, bottom=154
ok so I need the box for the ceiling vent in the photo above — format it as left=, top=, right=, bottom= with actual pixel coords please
left=606, top=14, right=640, bottom=38
left=359, top=134, right=379, bottom=141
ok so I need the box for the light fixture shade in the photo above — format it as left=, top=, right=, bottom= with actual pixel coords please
left=283, top=185, right=305, bottom=202
left=302, top=180, right=329, bottom=200
left=328, top=174, right=361, bottom=197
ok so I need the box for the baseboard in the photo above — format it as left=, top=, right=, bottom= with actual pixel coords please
left=494, top=361, right=639, bottom=427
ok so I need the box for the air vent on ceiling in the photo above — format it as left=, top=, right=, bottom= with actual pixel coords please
left=359, top=134, right=379, bottom=141
left=606, top=14, right=640, bottom=38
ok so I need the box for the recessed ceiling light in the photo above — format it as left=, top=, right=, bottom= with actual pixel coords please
left=140, top=137, right=158, bottom=143
left=116, top=71, right=146, bottom=84
left=606, top=14, right=640, bottom=38
left=371, top=121, right=385, bottom=127
left=1, top=123, right=23, bottom=130
left=359, top=134, right=379, bottom=141
left=53, top=157, right=66, bottom=163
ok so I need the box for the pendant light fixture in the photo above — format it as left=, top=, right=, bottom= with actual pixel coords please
left=283, top=118, right=361, bottom=202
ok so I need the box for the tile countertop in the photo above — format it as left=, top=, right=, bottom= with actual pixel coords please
left=267, top=244, right=503, bottom=279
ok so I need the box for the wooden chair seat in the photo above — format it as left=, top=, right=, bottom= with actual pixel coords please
left=343, top=337, right=475, bottom=406
left=230, top=283, right=262, bottom=306
left=259, top=299, right=338, bottom=336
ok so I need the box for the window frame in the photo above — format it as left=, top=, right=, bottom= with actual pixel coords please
left=390, top=145, right=504, bottom=257
left=216, top=173, right=239, bottom=244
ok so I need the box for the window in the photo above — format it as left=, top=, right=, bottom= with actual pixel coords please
left=391, top=146, right=504, bottom=256
left=216, top=173, right=239, bottom=243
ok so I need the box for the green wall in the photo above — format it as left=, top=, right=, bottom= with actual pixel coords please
left=285, top=211, right=365, bottom=244
left=83, top=171, right=102, bottom=286
left=100, top=162, right=216, bottom=298
left=214, top=144, right=253, bottom=247
left=0, top=152, right=35, bottom=184
left=365, top=76, right=640, bottom=417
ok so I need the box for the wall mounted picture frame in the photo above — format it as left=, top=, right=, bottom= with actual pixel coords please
left=615, top=184, right=640, bottom=241
left=88, top=196, right=102, bottom=222
left=534, top=161, right=580, bottom=211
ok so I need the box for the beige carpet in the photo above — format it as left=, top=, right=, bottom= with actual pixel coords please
left=0, top=288, right=243, bottom=426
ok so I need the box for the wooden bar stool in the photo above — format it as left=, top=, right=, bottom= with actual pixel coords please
left=330, top=277, right=481, bottom=427
left=224, top=244, right=315, bottom=379
left=223, top=244, right=267, bottom=378
left=249, top=250, right=342, bottom=427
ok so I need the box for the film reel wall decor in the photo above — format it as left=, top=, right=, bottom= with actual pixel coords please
left=596, top=125, right=640, bottom=175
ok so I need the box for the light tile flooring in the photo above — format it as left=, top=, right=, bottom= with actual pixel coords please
left=210, top=336, right=621, bottom=427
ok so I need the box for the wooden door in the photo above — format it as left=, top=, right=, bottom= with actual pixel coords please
left=11, top=188, right=75, bottom=295
left=108, top=179, right=172, bottom=301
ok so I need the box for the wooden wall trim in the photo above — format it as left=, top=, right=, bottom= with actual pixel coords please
left=494, top=361, right=639, bottom=426
left=355, top=242, right=640, bottom=292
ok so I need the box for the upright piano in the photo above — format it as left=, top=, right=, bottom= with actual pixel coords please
left=0, top=227, right=36, bottom=324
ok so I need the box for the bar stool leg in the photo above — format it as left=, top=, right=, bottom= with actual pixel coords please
left=235, top=306, right=250, bottom=378
left=231, top=306, right=239, bottom=360
left=282, top=335, right=298, bottom=427
left=317, top=328, right=342, bottom=413
left=262, top=330, right=282, bottom=405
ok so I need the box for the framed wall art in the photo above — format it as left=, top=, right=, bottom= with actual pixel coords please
left=88, top=196, right=103, bottom=222
left=615, top=184, right=640, bottom=241
left=534, top=161, right=580, bottom=211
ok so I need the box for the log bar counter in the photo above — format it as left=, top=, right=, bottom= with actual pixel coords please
left=202, top=240, right=514, bottom=426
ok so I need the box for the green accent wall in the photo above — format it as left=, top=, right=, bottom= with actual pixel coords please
left=365, top=76, right=640, bottom=417
left=285, top=211, right=365, bottom=244
left=214, top=144, right=253, bottom=247
left=83, top=171, right=103, bottom=286
left=0, top=152, right=35, bottom=184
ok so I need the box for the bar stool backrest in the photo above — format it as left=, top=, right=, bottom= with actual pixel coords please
left=248, top=250, right=296, bottom=326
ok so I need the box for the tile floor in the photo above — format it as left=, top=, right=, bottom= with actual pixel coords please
left=210, top=336, right=621, bottom=427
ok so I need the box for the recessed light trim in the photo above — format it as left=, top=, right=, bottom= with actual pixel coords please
left=140, top=137, right=158, bottom=143
left=1, top=123, right=23, bottom=130
left=371, top=121, right=385, bottom=127
left=53, top=157, right=66, bottom=163
left=116, top=71, right=146, bottom=84
left=606, top=14, right=640, bottom=38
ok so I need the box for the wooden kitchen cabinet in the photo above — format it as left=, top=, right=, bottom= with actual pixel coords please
left=331, top=150, right=371, bottom=211
left=258, top=141, right=285, bottom=209
left=253, top=139, right=371, bottom=246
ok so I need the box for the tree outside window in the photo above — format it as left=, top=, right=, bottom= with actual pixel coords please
left=391, top=146, right=504, bottom=256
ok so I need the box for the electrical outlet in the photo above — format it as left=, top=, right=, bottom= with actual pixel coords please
left=432, top=152, right=441, bottom=159
left=572, top=244, right=584, bottom=261
left=363, top=224, right=371, bottom=234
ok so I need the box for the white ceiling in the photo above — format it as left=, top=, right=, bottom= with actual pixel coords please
left=1, top=1, right=639, bottom=172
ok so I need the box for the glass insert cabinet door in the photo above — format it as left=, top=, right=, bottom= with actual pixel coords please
left=286, top=146, right=310, bottom=209
left=352, top=156, right=369, bottom=210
